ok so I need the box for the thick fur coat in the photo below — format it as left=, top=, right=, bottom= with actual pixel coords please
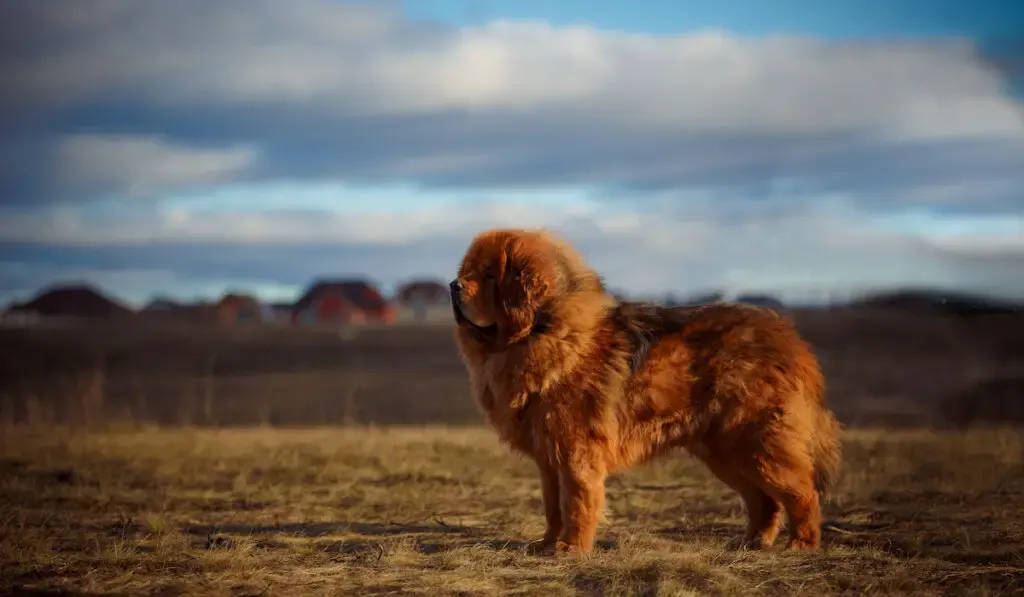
left=450, top=228, right=842, bottom=553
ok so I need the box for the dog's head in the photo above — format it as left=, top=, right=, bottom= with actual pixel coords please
left=450, top=228, right=605, bottom=345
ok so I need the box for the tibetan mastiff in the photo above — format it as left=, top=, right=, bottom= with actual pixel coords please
left=450, top=228, right=842, bottom=553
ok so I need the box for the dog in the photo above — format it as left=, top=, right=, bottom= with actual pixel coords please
left=450, top=228, right=842, bottom=553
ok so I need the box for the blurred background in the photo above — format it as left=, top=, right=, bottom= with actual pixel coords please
left=1, top=0, right=1022, bottom=430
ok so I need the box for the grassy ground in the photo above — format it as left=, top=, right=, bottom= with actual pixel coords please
left=4, top=309, right=1023, bottom=429
left=2, top=426, right=1023, bottom=596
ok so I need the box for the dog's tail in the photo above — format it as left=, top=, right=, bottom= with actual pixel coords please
left=810, top=407, right=843, bottom=500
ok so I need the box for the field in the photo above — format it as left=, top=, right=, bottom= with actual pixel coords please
left=2, top=307, right=1023, bottom=429
left=1, top=306, right=1024, bottom=595
left=2, top=426, right=1023, bottom=596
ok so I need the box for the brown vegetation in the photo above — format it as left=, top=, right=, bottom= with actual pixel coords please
left=2, top=426, right=1023, bottom=596
left=0, top=303, right=1022, bottom=429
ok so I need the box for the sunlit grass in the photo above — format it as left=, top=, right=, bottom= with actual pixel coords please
left=2, top=425, right=1022, bottom=595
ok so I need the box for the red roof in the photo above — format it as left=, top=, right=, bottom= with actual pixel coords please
left=217, top=293, right=261, bottom=308
left=395, top=280, right=450, bottom=304
left=294, top=280, right=390, bottom=313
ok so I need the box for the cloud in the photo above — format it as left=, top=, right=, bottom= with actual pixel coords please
left=55, top=134, right=258, bottom=199
left=1, top=0, right=1022, bottom=206
left=5, top=3, right=1019, bottom=136
left=2, top=199, right=1023, bottom=306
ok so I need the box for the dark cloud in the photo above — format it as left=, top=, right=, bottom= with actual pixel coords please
left=4, top=106, right=1022, bottom=214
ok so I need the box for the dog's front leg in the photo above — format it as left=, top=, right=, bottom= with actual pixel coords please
left=556, top=460, right=607, bottom=553
left=527, top=460, right=562, bottom=552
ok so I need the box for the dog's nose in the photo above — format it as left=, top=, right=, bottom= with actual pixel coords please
left=449, top=279, right=463, bottom=295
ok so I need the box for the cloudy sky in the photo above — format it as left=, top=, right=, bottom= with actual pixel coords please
left=1, top=0, right=1023, bottom=306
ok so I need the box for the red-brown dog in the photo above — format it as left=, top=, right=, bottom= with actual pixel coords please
left=450, top=228, right=842, bottom=553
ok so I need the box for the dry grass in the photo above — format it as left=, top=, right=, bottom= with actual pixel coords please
left=2, top=426, right=1023, bottom=596
left=4, top=309, right=1023, bottom=429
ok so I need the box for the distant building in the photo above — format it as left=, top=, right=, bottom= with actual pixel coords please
left=734, top=294, right=786, bottom=310
left=292, top=279, right=396, bottom=326
left=294, top=292, right=364, bottom=326
left=140, top=297, right=218, bottom=324
left=140, top=297, right=182, bottom=320
left=677, top=291, right=724, bottom=306
left=215, top=293, right=270, bottom=324
left=143, top=297, right=180, bottom=312
left=269, top=302, right=294, bottom=323
left=5, top=284, right=134, bottom=322
left=179, top=302, right=218, bottom=324
left=394, top=279, right=450, bottom=322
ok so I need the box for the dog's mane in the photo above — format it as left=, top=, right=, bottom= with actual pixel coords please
left=531, top=229, right=605, bottom=295
left=527, top=235, right=707, bottom=390
left=522, top=231, right=615, bottom=342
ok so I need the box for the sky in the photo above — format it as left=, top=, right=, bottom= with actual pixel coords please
left=1, top=0, right=1023, bottom=307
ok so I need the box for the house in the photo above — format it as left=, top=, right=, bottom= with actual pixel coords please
left=140, top=297, right=182, bottom=323
left=140, top=297, right=219, bottom=324
left=143, top=296, right=186, bottom=313
left=5, top=284, right=134, bottom=322
left=215, top=293, right=270, bottom=324
left=675, top=291, right=724, bottom=306
left=393, top=279, right=450, bottom=322
left=140, top=297, right=183, bottom=319
left=292, top=279, right=396, bottom=326
left=270, top=301, right=294, bottom=323
left=734, top=293, right=786, bottom=310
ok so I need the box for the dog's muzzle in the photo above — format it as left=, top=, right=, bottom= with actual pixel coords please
left=450, top=279, right=497, bottom=337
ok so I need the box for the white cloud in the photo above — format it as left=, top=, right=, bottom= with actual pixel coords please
left=7, top=1, right=1022, bottom=141
left=0, top=199, right=600, bottom=246
left=55, top=134, right=258, bottom=198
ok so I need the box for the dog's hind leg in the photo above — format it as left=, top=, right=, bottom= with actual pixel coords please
left=737, top=430, right=822, bottom=550
left=699, top=455, right=783, bottom=549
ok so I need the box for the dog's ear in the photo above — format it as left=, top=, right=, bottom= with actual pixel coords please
left=497, top=237, right=546, bottom=343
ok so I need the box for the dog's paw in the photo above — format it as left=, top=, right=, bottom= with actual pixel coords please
left=725, top=535, right=771, bottom=551
left=525, top=538, right=556, bottom=555
left=554, top=540, right=591, bottom=554
left=784, top=537, right=819, bottom=551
